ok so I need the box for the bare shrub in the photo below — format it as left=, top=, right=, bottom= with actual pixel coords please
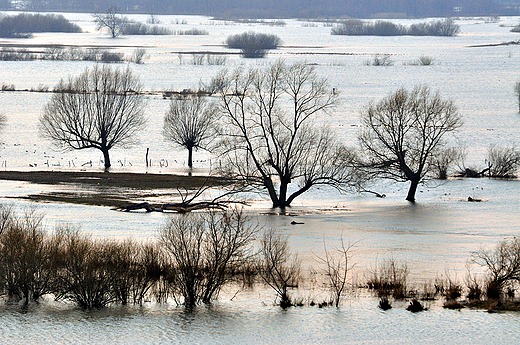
left=225, top=31, right=282, bottom=58
left=258, top=229, right=301, bottom=308
left=123, top=22, right=172, bottom=35
left=465, top=271, right=482, bottom=301
left=365, top=54, right=393, bottom=66
left=432, top=147, right=463, bottom=179
left=160, top=208, right=256, bottom=307
left=472, top=238, right=520, bottom=300
left=128, top=48, right=147, bottom=64
left=175, top=28, right=208, bottom=35
left=316, top=237, right=355, bottom=307
left=487, top=144, right=520, bottom=178
left=206, top=54, right=227, bottom=65
left=418, top=55, right=434, bottom=65
left=100, top=50, right=125, bottom=63
left=105, top=240, right=163, bottom=305
left=367, top=259, right=409, bottom=299
left=53, top=230, right=116, bottom=309
left=406, top=299, right=427, bottom=312
left=333, top=18, right=459, bottom=37
left=0, top=47, right=36, bottom=61
left=190, top=53, right=205, bottom=65
left=0, top=209, right=58, bottom=304
left=43, top=46, right=66, bottom=60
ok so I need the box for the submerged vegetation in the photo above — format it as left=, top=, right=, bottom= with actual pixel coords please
left=1, top=206, right=519, bottom=313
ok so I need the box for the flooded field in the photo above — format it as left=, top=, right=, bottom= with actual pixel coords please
left=0, top=12, right=520, bottom=343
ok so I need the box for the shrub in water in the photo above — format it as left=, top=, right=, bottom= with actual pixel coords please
left=225, top=31, right=282, bottom=58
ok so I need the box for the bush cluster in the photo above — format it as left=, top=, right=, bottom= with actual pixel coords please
left=0, top=47, right=135, bottom=63
left=0, top=207, right=256, bottom=309
left=0, top=13, right=82, bottom=38
left=332, top=18, right=460, bottom=37
left=122, top=22, right=173, bottom=35
left=225, top=31, right=282, bottom=58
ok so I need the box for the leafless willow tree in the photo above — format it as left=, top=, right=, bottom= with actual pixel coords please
left=214, top=61, right=359, bottom=208
left=93, top=6, right=128, bottom=38
left=163, top=95, right=216, bottom=169
left=359, top=86, right=463, bottom=202
left=39, top=65, right=146, bottom=172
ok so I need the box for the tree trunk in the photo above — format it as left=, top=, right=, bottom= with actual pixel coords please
left=102, top=149, right=111, bottom=172
left=406, top=177, right=420, bottom=202
left=188, top=146, right=193, bottom=169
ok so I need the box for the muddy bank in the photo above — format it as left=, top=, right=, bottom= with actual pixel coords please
left=0, top=170, right=229, bottom=208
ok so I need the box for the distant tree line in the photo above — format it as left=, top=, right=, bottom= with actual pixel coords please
left=0, top=13, right=81, bottom=38
left=332, top=18, right=460, bottom=36
left=0, top=0, right=515, bottom=18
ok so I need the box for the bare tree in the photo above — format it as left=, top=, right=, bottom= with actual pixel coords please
left=215, top=61, right=359, bottom=208
left=163, top=95, right=216, bottom=170
left=93, top=6, right=128, bottom=38
left=39, top=65, right=146, bottom=172
left=160, top=208, right=256, bottom=307
left=359, top=86, right=463, bottom=202
left=316, top=237, right=355, bottom=307
left=259, top=229, right=300, bottom=308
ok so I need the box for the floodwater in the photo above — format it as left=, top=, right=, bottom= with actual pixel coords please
left=0, top=12, right=520, bottom=343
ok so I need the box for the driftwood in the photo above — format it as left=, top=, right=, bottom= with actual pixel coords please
left=114, top=200, right=245, bottom=213
left=455, top=167, right=490, bottom=178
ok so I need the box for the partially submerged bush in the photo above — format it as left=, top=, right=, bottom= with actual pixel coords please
left=123, top=22, right=172, bottom=35
left=0, top=46, right=127, bottom=63
left=432, top=147, right=463, bottom=179
left=472, top=238, right=520, bottom=300
left=225, top=31, right=282, bottom=58
left=0, top=13, right=81, bottom=38
left=367, top=259, right=408, bottom=299
left=487, top=144, right=520, bottom=178
left=0, top=208, right=57, bottom=304
left=160, top=208, right=257, bottom=307
left=332, top=18, right=460, bottom=37
left=175, top=28, right=209, bottom=35
left=406, top=299, right=427, bottom=312
left=259, top=229, right=301, bottom=308
left=365, top=54, right=393, bottom=66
